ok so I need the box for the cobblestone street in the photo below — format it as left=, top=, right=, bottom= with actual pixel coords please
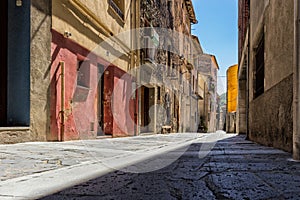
left=1, top=133, right=300, bottom=199
left=8, top=133, right=298, bottom=200
left=41, top=135, right=300, bottom=200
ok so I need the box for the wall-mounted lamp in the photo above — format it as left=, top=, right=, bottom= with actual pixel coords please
left=64, top=31, right=72, bottom=38
left=16, top=0, right=22, bottom=6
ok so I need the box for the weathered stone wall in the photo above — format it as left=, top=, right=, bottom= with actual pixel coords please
left=30, top=0, right=52, bottom=141
left=237, top=79, right=247, bottom=134
left=0, top=0, right=51, bottom=143
left=0, top=128, right=32, bottom=144
left=249, top=74, right=293, bottom=152
left=248, top=0, right=294, bottom=152
left=264, top=0, right=294, bottom=90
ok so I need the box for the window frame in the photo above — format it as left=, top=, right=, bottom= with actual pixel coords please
left=77, top=59, right=91, bottom=89
left=254, top=33, right=265, bottom=98
left=109, top=0, right=125, bottom=21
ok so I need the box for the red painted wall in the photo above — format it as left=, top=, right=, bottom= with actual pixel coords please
left=50, top=30, right=136, bottom=140
left=111, top=67, right=136, bottom=137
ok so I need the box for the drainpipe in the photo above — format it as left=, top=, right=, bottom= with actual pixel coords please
left=130, top=0, right=135, bottom=136
left=136, top=0, right=141, bottom=136
left=60, top=61, right=65, bottom=141
left=294, top=0, right=300, bottom=160
left=131, top=0, right=139, bottom=136
left=69, top=0, right=131, bottom=53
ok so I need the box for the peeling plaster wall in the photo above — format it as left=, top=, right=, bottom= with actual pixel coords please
left=30, top=0, right=52, bottom=141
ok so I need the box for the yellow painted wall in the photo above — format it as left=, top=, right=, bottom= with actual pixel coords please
left=52, top=0, right=133, bottom=71
left=227, top=64, right=238, bottom=112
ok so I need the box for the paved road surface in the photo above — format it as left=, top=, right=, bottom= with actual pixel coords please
left=1, top=132, right=300, bottom=199
left=41, top=134, right=300, bottom=200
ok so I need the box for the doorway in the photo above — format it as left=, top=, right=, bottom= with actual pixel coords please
left=141, top=86, right=155, bottom=133
left=97, top=64, right=105, bottom=136
left=0, top=0, right=7, bottom=126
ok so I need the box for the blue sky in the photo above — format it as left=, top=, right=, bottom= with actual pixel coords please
left=191, top=0, right=238, bottom=94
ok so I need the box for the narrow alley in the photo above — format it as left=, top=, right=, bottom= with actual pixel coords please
left=2, top=0, right=300, bottom=199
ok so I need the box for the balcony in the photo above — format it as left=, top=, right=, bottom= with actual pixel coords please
left=143, top=34, right=158, bottom=63
left=143, top=37, right=155, bottom=62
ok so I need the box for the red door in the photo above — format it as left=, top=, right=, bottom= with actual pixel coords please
left=103, top=67, right=113, bottom=134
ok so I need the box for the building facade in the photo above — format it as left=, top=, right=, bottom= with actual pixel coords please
left=238, top=0, right=294, bottom=152
left=198, top=54, right=219, bottom=132
left=139, top=0, right=199, bottom=134
left=0, top=0, right=52, bottom=143
left=50, top=0, right=137, bottom=140
left=0, top=0, right=217, bottom=143
left=226, top=64, right=238, bottom=133
left=0, top=0, right=137, bottom=143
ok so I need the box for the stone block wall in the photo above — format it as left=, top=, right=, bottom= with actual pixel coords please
left=30, top=0, right=52, bottom=141
left=249, top=74, right=293, bottom=152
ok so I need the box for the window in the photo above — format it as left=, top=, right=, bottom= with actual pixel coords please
left=157, top=87, right=161, bottom=101
left=109, top=0, right=124, bottom=20
left=77, top=60, right=90, bottom=88
left=156, top=0, right=160, bottom=7
left=167, top=1, right=172, bottom=11
left=167, top=46, right=171, bottom=76
left=254, top=34, right=264, bottom=98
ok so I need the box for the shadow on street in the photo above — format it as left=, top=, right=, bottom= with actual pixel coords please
left=40, top=134, right=300, bottom=200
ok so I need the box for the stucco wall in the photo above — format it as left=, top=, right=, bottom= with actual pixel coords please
left=250, top=0, right=294, bottom=96
left=249, top=74, right=293, bottom=152
left=52, top=0, right=131, bottom=73
left=248, top=0, right=294, bottom=152
left=227, top=65, right=238, bottom=113
left=250, top=0, right=267, bottom=44
left=0, top=0, right=52, bottom=143
left=264, top=0, right=294, bottom=90
left=51, top=31, right=97, bottom=141
left=30, top=0, right=52, bottom=141
left=112, top=67, right=136, bottom=137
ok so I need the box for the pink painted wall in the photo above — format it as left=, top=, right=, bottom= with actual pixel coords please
left=111, top=67, right=136, bottom=137
left=50, top=30, right=136, bottom=140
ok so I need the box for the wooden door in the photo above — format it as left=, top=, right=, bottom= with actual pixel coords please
left=0, top=0, right=8, bottom=126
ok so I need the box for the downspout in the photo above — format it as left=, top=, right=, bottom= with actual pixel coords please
left=293, top=0, right=300, bottom=160
left=130, top=0, right=135, bottom=136
left=136, top=0, right=141, bottom=136
left=131, top=0, right=138, bottom=136
left=60, top=61, right=65, bottom=141
left=68, top=0, right=131, bottom=53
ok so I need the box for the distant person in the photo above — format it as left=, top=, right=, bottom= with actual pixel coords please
left=165, top=89, right=171, bottom=125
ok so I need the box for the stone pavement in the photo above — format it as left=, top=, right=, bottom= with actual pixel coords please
left=1, top=132, right=300, bottom=199
left=0, top=132, right=227, bottom=199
